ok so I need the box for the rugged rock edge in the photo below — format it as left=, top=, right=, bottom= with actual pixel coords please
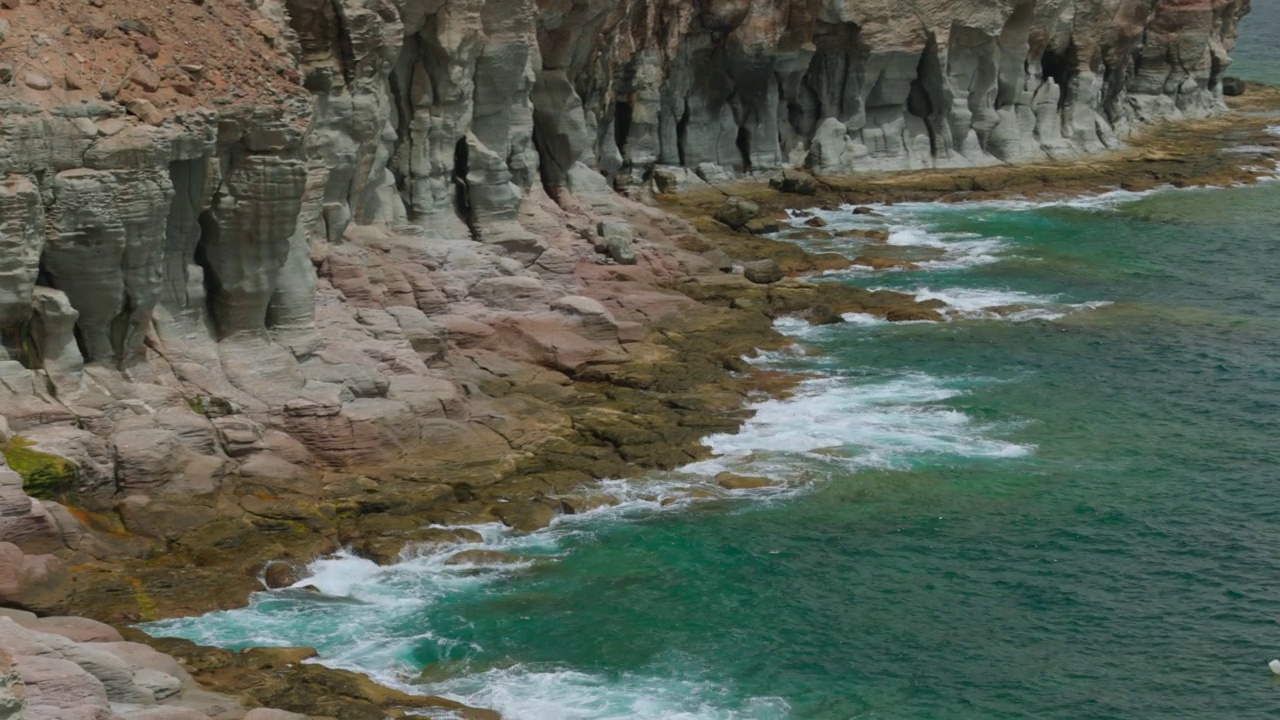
left=0, top=0, right=1264, bottom=718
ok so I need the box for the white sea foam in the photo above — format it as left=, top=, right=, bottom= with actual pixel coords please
left=422, top=665, right=790, bottom=720
left=683, top=374, right=1030, bottom=479
left=294, top=551, right=385, bottom=598
left=912, top=286, right=1056, bottom=313
left=143, top=366, right=1032, bottom=680
left=832, top=186, right=1164, bottom=220
left=1223, top=144, right=1280, bottom=155
left=874, top=225, right=1009, bottom=270
left=840, top=312, right=888, bottom=326
left=893, top=286, right=1111, bottom=322
left=140, top=298, right=1038, bottom=720
left=1265, top=125, right=1280, bottom=138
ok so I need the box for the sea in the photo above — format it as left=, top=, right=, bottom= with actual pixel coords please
left=144, top=10, right=1280, bottom=720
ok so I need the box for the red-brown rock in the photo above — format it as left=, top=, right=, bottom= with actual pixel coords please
left=133, top=34, right=161, bottom=59
left=129, top=66, right=162, bottom=92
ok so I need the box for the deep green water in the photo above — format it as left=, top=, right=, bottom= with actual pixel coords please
left=1235, top=3, right=1280, bottom=86
left=147, top=21, right=1280, bottom=720
left=149, top=178, right=1280, bottom=719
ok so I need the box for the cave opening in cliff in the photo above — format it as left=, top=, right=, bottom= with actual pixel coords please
left=676, top=103, right=691, bottom=166
left=614, top=101, right=633, bottom=166
left=736, top=126, right=752, bottom=172
left=907, top=34, right=945, bottom=157
left=1041, top=42, right=1078, bottom=110
left=194, top=210, right=224, bottom=338
left=453, top=138, right=475, bottom=235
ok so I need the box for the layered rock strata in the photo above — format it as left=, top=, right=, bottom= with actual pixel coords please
left=0, top=610, right=322, bottom=720
left=0, top=0, right=1252, bottom=634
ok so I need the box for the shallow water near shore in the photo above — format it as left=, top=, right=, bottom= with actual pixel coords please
left=148, top=169, right=1280, bottom=718
left=147, top=16, right=1280, bottom=713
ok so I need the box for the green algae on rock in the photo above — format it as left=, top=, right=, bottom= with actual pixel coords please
left=0, top=436, right=78, bottom=503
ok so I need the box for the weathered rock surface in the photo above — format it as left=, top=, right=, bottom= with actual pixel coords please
left=0, top=646, right=22, bottom=720
left=0, top=0, right=1257, bottom=716
left=0, top=0, right=1251, bottom=517
left=0, top=616, right=252, bottom=719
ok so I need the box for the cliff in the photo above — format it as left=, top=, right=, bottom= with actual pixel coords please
left=0, top=0, right=1251, bottom=607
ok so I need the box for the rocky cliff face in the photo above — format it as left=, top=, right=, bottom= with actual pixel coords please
left=0, top=0, right=1251, bottom=599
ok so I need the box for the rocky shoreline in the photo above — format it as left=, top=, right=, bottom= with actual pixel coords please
left=4, top=86, right=1280, bottom=718
left=0, top=0, right=1267, bottom=715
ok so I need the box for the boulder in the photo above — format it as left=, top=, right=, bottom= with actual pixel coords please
left=606, top=234, right=636, bottom=265
left=713, top=197, right=759, bottom=229
left=129, top=66, right=162, bottom=92
left=803, top=305, right=845, bottom=325
left=133, top=35, right=161, bottom=59
left=742, top=259, right=784, bottom=285
left=769, top=170, right=818, bottom=195
left=21, top=71, right=50, bottom=90
left=1222, top=76, right=1246, bottom=96
left=123, top=98, right=164, bottom=126
left=491, top=501, right=558, bottom=532
left=743, top=217, right=780, bottom=235
left=595, top=221, right=630, bottom=252
left=699, top=249, right=734, bottom=273
left=262, top=561, right=298, bottom=589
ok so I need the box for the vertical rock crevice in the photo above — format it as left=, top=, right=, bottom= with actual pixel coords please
left=453, top=137, right=475, bottom=238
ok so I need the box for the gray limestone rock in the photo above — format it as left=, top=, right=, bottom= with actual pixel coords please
left=714, top=197, right=760, bottom=229
left=770, top=170, right=818, bottom=195
left=0, top=0, right=1254, bottom=589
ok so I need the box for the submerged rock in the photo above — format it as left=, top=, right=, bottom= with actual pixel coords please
left=261, top=561, right=298, bottom=590
left=443, top=549, right=526, bottom=566
left=853, top=256, right=922, bottom=271
left=716, top=473, right=774, bottom=490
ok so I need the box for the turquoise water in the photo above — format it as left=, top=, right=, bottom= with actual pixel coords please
left=149, top=177, right=1280, bottom=719
left=1234, top=2, right=1280, bottom=85
left=147, top=23, right=1280, bottom=720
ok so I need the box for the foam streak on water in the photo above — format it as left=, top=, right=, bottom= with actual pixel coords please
left=143, top=360, right=1030, bottom=720
left=420, top=666, right=790, bottom=720
left=685, top=373, right=1030, bottom=480
left=142, top=119, right=1280, bottom=719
